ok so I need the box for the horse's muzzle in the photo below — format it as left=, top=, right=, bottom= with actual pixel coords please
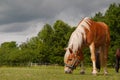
left=65, top=70, right=72, bottom=74
left=64, top=67, right=72, bottom=74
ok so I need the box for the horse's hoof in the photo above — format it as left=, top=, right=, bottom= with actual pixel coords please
left=80, top=71, right=85, bottom=74
left=92, top=73, right=97, bottom=75
left=92, top=71, right=97, bottom=75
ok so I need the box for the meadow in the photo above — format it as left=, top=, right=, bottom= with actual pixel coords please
left=0, top=66, right=120, bottom=80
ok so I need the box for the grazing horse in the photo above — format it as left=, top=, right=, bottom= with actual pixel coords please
left=64, top=17, right=110, bottom=75
left=115, top=48, right=120, bottom=72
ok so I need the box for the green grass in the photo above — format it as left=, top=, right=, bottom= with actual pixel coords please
left=0, top=66, right=120, bottom=80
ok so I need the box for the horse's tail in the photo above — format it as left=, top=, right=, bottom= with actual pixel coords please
left=95, top=52, right=100, bottom=72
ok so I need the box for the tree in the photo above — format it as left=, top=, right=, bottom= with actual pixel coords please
left=0, top=41, right=19, bottom=66
left=49, top=20, right=73, bottom=65
left=38, top=24, right=54, bottom=46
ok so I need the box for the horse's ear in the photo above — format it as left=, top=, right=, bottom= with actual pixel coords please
left=69, top=48, right=73, bottom=54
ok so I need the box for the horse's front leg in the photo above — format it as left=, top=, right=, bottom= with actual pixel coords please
left=80, top=61, right=85, bottom=74
left=89, top=42, right=97, bottom=75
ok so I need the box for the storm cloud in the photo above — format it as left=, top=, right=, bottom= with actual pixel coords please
left=0, top=0, right=119, bottom=44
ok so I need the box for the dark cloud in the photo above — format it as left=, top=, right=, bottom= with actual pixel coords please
left=0, top=0, right=119, bottom=25
left=0, top=23, right=28, bottom=33
left=0, top=0, right=119, bottom=43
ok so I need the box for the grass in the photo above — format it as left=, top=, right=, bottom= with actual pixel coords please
left=0, top=66, right=120, bottom=80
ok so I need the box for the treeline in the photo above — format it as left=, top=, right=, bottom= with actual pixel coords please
left=0, top=3, right=120, bottom=66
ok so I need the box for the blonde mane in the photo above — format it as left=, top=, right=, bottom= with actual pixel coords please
left=67, top=17, right=91, bottom=54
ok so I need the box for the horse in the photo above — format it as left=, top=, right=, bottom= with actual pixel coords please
left=115, top=48, right=120, bottom=73
left=64, top=17, right=110, bottom=75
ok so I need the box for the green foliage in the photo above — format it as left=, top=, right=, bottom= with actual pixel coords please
left=37, top=20, right=73, bottom=65
left=0, top=3, right=120, bottom=66
left=0, top=41, right=19, bottom=66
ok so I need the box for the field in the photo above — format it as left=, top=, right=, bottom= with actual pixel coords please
left=0, top=66, right=120, bottom=80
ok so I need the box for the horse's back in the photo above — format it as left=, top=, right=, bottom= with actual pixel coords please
left=92, top=21, right=110, bottom=47
left=97, top=22, right=110, bottom=43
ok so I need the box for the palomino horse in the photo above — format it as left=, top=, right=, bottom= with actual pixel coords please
left=64, top=17, right=110, bottom=75
left=115, top=48, right=120, bottom=72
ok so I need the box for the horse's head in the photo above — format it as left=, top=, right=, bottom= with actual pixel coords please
left=64, top=48, right=83, bottom=74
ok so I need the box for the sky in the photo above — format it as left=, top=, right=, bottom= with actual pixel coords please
left=0, top=0, right=119, bottom=45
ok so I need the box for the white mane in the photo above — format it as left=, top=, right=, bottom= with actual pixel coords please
left=67, top=17, right=91, bottom=54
